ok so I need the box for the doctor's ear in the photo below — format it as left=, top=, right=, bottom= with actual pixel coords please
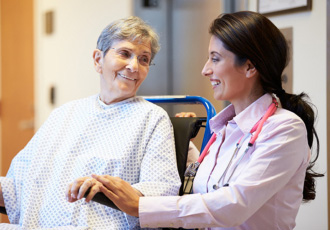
left=93, top=49, right=103, bottom=74
left=245, top=60, right=258, bottom=78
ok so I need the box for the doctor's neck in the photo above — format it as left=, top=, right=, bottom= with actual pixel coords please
left=232, top=91, right=265, bottom=115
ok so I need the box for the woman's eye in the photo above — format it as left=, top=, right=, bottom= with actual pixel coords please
left=118, top=50, right=130, bottom=58
left=139, top=56, right=150, bottom=66
left=211, top=57, right=219, bottom=62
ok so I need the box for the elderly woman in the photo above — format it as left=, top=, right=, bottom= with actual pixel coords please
left=0, top=16, right=181, bottom=229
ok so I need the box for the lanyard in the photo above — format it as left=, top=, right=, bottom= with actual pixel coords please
left=184, top=98, right=278, bottom=188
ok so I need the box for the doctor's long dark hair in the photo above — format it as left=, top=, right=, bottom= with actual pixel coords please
left=209, top=11, right=323, bottom=201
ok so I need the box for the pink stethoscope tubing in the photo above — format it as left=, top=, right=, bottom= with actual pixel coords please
left=197, top=98, right=278, bottom=189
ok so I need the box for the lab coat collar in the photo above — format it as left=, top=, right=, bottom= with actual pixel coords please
left=210, top=94, right=273, bottom=135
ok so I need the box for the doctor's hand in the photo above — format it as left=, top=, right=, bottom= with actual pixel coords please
left=66, top=176, right=103, bottom=203
left=91, top=174, right=141, bottom=217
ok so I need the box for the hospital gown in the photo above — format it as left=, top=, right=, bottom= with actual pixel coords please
left=0, top=95, right=181, bottom=229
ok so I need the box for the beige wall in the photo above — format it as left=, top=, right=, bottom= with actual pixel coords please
left=34, top=0, right=133, bottom=128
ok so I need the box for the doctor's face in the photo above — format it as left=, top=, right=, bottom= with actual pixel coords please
left=94, top=39, right=151, bottom=104
left=202, top=35, right=251, bottom=104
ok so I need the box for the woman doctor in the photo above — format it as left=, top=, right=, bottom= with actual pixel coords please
left=69, top=11, right=323, bottom=229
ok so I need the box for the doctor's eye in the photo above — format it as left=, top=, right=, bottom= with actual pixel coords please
left=211, top=57, right=219, bottom=63
left=208, top=54, right=219, bottom=63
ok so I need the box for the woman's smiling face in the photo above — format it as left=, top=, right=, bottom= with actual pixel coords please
left=201, top=35, right=253, bottom=105
left=94, top=39, right=152, bottom=104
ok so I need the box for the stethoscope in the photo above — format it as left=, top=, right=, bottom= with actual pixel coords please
left=184, top=97, right=278, bottom=190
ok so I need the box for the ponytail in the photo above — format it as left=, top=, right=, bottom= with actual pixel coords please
left=277, top=91, right=324, bottom=201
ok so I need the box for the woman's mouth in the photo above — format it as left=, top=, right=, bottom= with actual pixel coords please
left=211, top=80, right=221, bottom=86
left=118, top=73, right=136, bottom=81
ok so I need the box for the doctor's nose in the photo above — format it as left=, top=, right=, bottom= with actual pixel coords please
left=201, top=61, right=212, bottom=77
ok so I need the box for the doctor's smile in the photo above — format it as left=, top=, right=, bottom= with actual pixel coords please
left=210, top=79, right=221, bottom=87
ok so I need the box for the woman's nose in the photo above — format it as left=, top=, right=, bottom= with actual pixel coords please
left=201, top=61, right=212, bottom=77
left=126, top=57, right=139, bottom=72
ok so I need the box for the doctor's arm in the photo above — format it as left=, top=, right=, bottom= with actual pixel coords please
left=93, top=174, right=140, bottom=217
left=137, top=117, right=310, bottom=228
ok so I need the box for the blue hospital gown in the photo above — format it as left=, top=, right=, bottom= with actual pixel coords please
left=0, top=95, right=181, bottom=229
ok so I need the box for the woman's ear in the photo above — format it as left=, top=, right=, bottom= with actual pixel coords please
left=245, top=60, right=258, bottom=78
left=93, top=49, right=103, bottom=74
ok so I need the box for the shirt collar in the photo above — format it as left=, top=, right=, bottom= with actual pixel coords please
left=210, top=94, right=274, bottom=134
left=209, top=103, right=235, bottom=134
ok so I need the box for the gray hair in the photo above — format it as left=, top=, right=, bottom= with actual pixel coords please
left=96, top=16, right=160, bottom=62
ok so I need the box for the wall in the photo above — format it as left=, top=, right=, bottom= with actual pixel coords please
left=34, top=0, right=133, bottom=128
left=171, top=0, right=223, bottom=113
left=249, top=0, right=328, bottom=229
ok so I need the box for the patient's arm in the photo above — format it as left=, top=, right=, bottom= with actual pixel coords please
left=186, top=141, right=199, bottom=166
left=0, top=184, right=5, bottom=207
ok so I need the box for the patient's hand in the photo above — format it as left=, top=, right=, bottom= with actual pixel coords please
left=175, top=112, right=197, bottom=117
left=66, top=176, right=103, bottom=203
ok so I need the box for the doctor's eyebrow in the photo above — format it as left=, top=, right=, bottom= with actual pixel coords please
left=210, top=51, right=222, bottom=57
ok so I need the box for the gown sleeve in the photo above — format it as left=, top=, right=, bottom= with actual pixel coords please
left=132, top=111, right=181, bottom=197
left=0, top=108, right=59, bottom=224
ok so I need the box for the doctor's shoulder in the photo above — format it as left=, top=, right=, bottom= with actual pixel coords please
left=260, top=107, right=308, bottom=143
